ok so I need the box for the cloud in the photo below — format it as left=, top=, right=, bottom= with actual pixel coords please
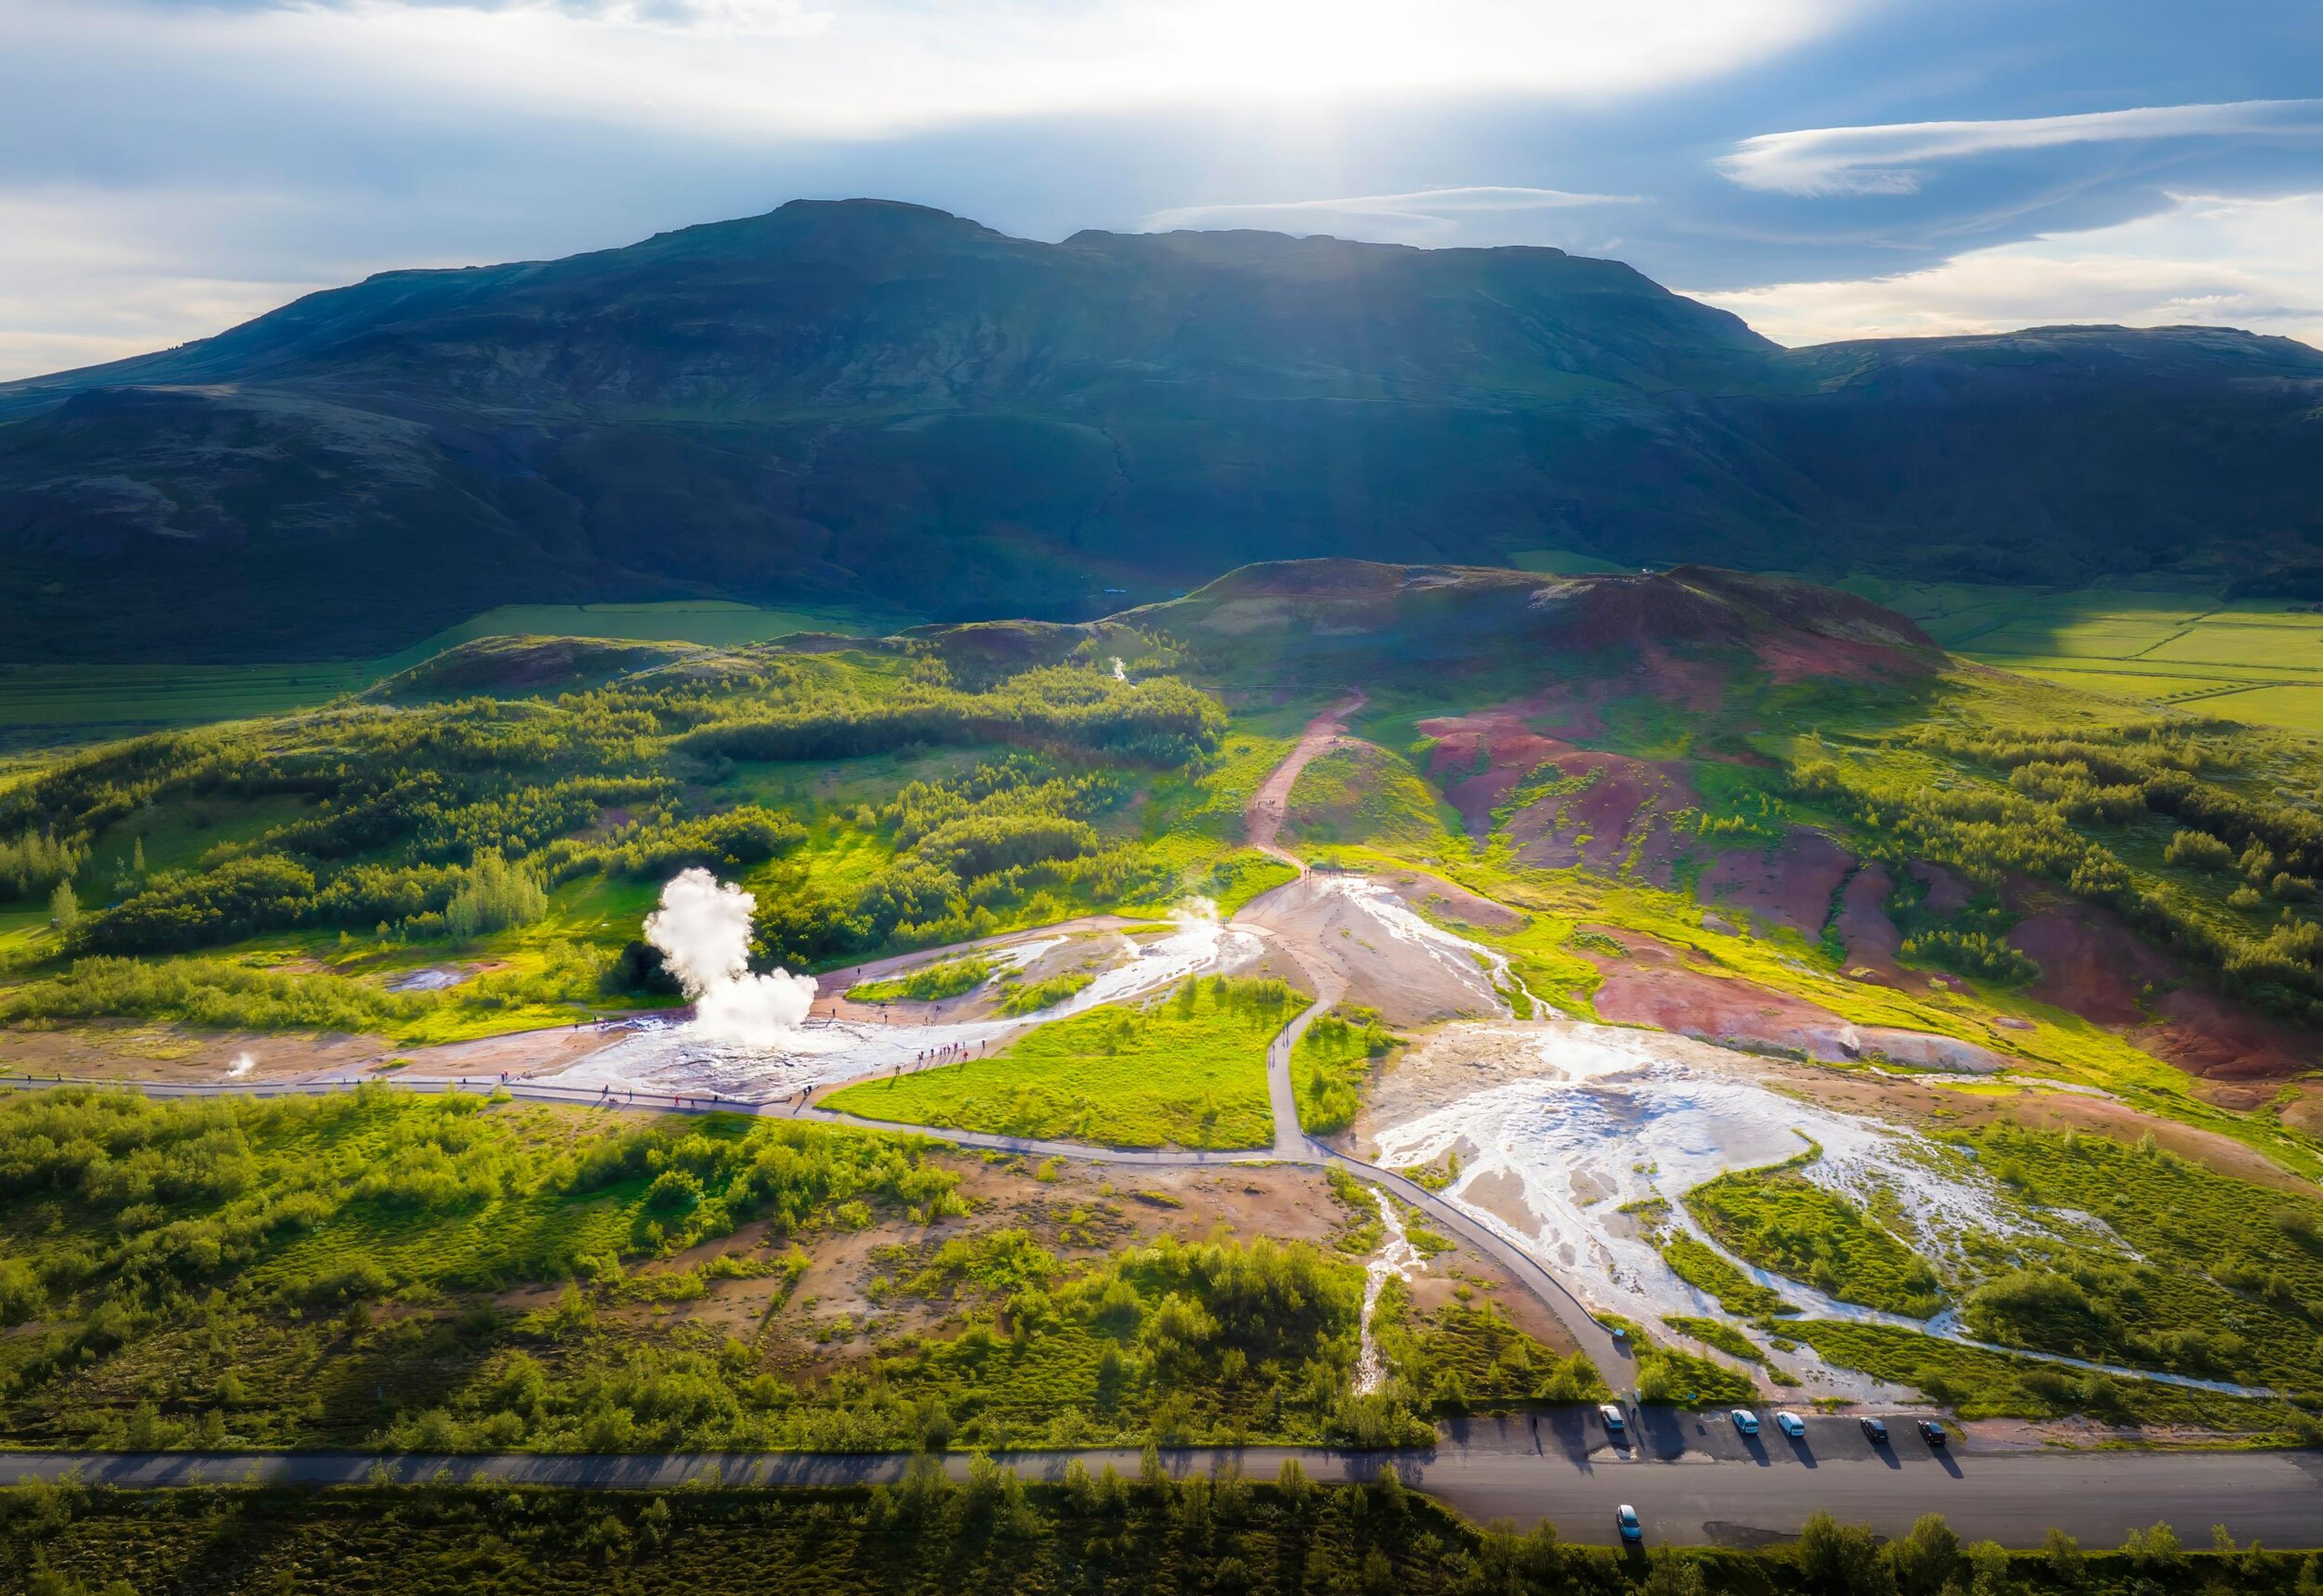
left=1687, top=189, right=2323, bottom=348
left=1717, top=98, right=2323, bottom=197
left=1137, top=186, right=1639, bottom=246
left=0, top=190, right=335, bottom=379
left=73, top=0, right=1861, bottom=139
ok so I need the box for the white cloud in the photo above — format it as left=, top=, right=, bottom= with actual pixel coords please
left=1137, top=186, right=1639, bottom=245
left=1718, top=99, right=2323, bottom=197
left=0, top=191, right=335, bottom=380
left=1688, top=190, right=2323, bottom=348
left=109, top=0, right=1863, bottom=139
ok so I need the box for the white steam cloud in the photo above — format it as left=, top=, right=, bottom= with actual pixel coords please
left=644, top=867, right=818, bottom=1048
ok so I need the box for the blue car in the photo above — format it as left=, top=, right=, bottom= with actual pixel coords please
left=1600, top=1402, right=1627, bottom=1435
left=1618, top=1505, right=1644, bottom=1545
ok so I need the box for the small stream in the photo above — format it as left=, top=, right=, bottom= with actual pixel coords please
left=1353, top=1185, right=1423, bottom=1396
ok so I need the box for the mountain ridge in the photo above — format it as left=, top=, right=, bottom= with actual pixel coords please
left=4, top=198, right=2321, bottom=662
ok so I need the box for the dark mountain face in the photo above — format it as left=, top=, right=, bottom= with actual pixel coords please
left=4, top=198, right=2321, bottom=660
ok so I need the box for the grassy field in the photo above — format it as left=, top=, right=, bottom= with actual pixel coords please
left=0, top=601, right=878, bottom=751
left=824, top=977, right=1292, bottom=1150
left=0, top=1084, right=1528, bottom=1456
left=1281, top=744, right=1462, bottom=850
left=1841, top=577, right=2323, bottom=736
left=1783, top=1319, right=2315, bottom=1436
left=1505, top=547, right=1635, bottom=575
left=1946, top=1125, right=2323, bottom=1395
left=1290, top=1006, right=1397, bottom=1135
left=848, top=956, right=995, bottom=1004
left=1683, top=1153, right=1948, bottom=1318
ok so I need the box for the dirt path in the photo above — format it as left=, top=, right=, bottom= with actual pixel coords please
left=1244, top=691, right=1366, bottom=870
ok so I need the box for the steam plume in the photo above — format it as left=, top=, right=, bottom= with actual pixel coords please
left=644, top=867, right=817, bottom=1047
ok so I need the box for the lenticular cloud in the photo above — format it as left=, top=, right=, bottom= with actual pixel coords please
left=643, top=867, right=817, bottom=1047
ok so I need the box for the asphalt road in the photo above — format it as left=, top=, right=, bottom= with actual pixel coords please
left=4, top=1415, right=2316, bottom=1548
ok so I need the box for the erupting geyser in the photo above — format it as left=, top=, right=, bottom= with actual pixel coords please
left=644, top=867, right=818, bottom=1048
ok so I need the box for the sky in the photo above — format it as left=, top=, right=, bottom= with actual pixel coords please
left=3, top=0, right=2322, bottom=379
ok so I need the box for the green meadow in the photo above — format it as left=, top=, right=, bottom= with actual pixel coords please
left=0, top=601, right=877, bottom=751
left=825, top=977, right=1292, bottom=1150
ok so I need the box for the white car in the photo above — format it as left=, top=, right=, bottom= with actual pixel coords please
left=1599, top=1403, right=1627, bottom=1435
left=1775, top=1410, right=1806, bottom=1439
left=1729, top=1408, right=1760, bottom=1436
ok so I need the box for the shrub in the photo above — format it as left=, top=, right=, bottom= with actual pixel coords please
left=2163, top=829, right=2233, bottom=871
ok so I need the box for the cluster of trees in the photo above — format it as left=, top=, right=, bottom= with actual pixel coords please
left=1, top=648, right=1222, bottom=976
left=1795, top=721, right=2323, bottom=1018
left=1896, top=928, right=2040, bottom=985
left=0, top=1085, right=981, bottom=1450
left=538, top=804, right=803, bottom=884
left=753, top=757, right=1177, bottom=968
left=0, top=830, right=81, bottom=902
left=678, top=664, right=1226, bottom=768
left=0, top=957, right=430, bottom=1035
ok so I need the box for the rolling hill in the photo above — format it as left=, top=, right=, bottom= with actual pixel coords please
left=4, top=198, right=2322, bottom=661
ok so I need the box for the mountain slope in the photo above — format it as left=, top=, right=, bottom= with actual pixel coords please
left=4, top=198, right=2321, bottom=661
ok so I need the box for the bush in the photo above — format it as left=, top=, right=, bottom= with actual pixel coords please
left=2163, top=829, right=2233, bottom=871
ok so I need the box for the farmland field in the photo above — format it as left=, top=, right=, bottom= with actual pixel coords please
left=1843, top=577, right=2323, bottom=735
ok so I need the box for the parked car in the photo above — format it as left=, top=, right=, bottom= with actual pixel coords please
left=1859, top=1416, right=1889, bottom=1444
left=1600, top=1403, right=1627, bottom=1435
left=1617, top=1505, right=1644, bottom=1545
left=1918, top=1419, right=1948, bottom=1448
left=1775, top=1411, right=1806, bottom=1439
left=1730, top=1409, right=1760, bottom=1436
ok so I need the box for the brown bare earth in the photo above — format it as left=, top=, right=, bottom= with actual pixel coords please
left=2281, top=1082, right=2323, bottom=1135
left=2139, top=988, right=2323, bottom=1081
left=0, top=1021, right=390, bottom=1082
left=2008, top=903, right=2178, bottom=1027
left=1834, top=864, right=1910, bottom=982
left=1908, top=861, right=1972, bottom=917
left=1698, top=830, right=1855, bottom=936
left=1240, top=871, right=1497, bottom=1028
left=1414, top=695, right=1701, bottom=883
left=506, top=1147, right=1580, bottom=1386
left=1380, top=872, right=1523, bottom=932
left=1581, top=930, right=2005, bottom=1070
left=1995, top=892, right=2323, bottom=1081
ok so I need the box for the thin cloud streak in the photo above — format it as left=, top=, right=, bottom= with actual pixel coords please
left=1139, top=186, right=1640, bottom=244
left=1691, top=190, right=2323, bottom=348
left=1718, top=99, right=2323, bottom=196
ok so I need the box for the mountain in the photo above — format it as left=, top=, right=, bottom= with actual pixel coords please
left=4, top=198, right=2322, bottom=661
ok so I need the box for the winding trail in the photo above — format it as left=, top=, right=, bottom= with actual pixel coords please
left=1244, top=691, right=1365, bottom=873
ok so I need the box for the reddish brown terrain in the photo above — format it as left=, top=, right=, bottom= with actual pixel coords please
left=1698, top=829, right=1855, bottom=936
